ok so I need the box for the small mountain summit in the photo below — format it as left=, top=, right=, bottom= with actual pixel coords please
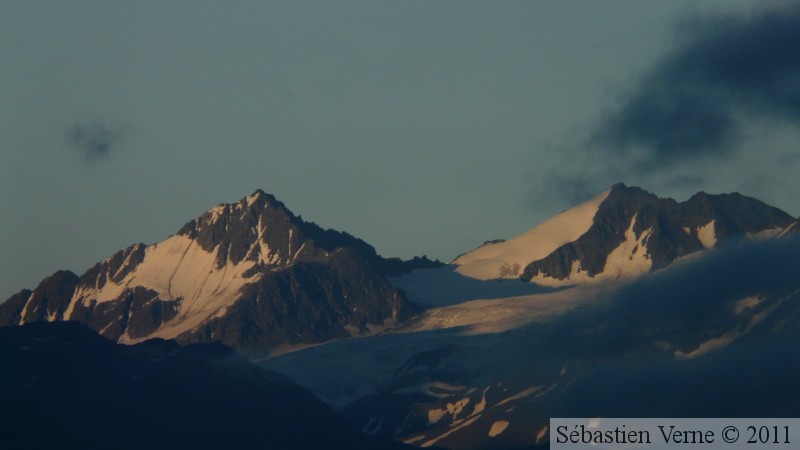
left=455, top=183, right=796, bottom=285
left=0, top=191, right=440, bottom=356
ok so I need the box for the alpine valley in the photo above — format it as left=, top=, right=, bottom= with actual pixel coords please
left=3, top=183, right=800, bottom=450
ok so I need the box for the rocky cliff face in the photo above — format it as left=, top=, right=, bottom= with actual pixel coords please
left=0, top=190, right=440, bottom=356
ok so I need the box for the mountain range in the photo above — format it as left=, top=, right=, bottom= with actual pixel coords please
left=3, top=183, right=799, bottom=449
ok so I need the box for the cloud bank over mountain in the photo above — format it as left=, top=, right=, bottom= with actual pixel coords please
left=542, top=2, right=800, bottom=205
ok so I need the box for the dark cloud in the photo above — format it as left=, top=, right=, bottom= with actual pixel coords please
left=593, top=2, right=800, bottom=166
left=536, top=3, right=800, bottom=208
left=65, top=122, right=122, bottom=162
left=484, top=235, right=800, bottom=417
left=534, top=235, right=800, bottom=417
left=541, top=235, right=800, bottom=356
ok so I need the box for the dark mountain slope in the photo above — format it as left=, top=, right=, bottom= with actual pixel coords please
left=0, top=321, right=418, bottom=450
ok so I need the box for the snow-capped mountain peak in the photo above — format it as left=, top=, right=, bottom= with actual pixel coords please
left=454, top=183, right=797, bottom=286
left=2, top=191, right=425, bottom=355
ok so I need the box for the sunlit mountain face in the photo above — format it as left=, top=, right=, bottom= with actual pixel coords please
left=0, top=190, right=441, bottom=357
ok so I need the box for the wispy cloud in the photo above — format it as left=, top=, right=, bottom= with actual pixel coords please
left=65, top=122, right=123, bottom=162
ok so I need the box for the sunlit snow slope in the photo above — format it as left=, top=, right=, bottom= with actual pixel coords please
left=453, top=190, right=610, bottom=280
left=2, top=190, right=418, bottom=355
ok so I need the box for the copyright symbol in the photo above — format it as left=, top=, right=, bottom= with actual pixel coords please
left=723, top=426, right=739, bottom=443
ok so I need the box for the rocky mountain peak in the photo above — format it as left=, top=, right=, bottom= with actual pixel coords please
left=176, top=191, right=302, bottom=268
left=0, top=190, right=431, bottom=355
left=520, top=185, right=796, bottom=284
left=172, top=191, right=379, bottom=271
left=452, top=183, right=795, bottom=285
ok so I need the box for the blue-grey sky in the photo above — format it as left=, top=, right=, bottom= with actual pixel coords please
left=2, top=0, right=798, bottom=300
